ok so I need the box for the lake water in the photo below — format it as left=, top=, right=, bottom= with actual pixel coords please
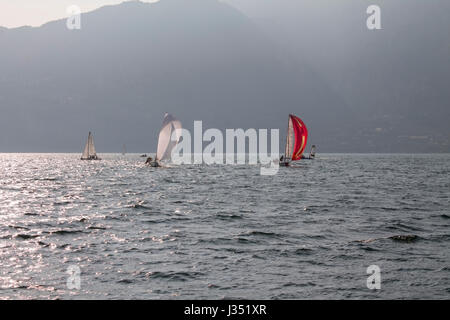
left=0, top=153, right=449, bottom=299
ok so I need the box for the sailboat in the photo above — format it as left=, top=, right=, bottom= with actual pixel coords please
left=81, top=132, right=101, bottom=160
left=148, top=113, right=182, bottom=167
left=280, top=114, right=308, bottom=166
left=308, top=145, right=316, bottom=159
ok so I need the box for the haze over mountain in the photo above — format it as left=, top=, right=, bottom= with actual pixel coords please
left=0, top=0, right=448, bottom=153
left=226, top=0, right=450, bottom=152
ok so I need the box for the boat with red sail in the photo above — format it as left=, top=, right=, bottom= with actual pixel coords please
left=280, top=114, right=311, bottom=166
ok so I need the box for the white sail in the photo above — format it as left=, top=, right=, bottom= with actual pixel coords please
left=89, top=133, right=97, bottom=156
left=284, top=116, right=294, bottom=159
left=81, top=135, right=90, bottom=159
left=156, top=113, right=182, bottom=162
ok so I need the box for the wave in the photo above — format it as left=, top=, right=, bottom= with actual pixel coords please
left=132, top=203, right=152, bottom=210
left=386, top=223, right=424, bottom=232
left=146, top=270, right=205, bottom=282
left=36, top=177, right=59, bottom=181
left=37, top=241, right=50, bottom=247
left=8, top=225, right=30, bottom=231
left=389, top=234, right=420, bottom=242
left=215, top=213, right=243, bottom=220
left=117, top=279, right=133, bottom=284
left=53, top=201, right=71, bottom=206
left=50, top=229, right=84, bottom=236
left=238, top=230, right=282, bottom=239
left=425, top=234, right=450, bottom=242
left=292, top=247, right=314, bottom=255
left=355, top=234, right=420, bottom=244
left=14, top=233, right=40, bottom=240
left=87, top=225, right=107, bottom=230
left=235, top=237, right=259, bottom=244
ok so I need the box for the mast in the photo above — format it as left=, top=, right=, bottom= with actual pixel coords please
left=284, top=117, right=289, bottom=159
left=88, top=132, right=91, bottom=157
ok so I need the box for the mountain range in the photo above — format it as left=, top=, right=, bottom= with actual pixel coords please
left=0, top=0, right=448, bottom=153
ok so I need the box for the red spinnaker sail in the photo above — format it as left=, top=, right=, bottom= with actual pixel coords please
left=290, top=114, right=308, bottom=160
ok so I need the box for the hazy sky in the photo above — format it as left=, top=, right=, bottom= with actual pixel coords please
left=1, top=0, right=448, bottom=152
left=0, top=0, right=158, bottom=28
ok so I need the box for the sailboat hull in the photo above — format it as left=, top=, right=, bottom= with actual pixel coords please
left=149, top=161, right=160, bottom=167
left=81, top=156, right=101, bottom=160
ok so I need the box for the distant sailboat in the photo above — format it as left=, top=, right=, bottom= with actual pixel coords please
left=147, top=113, right=182, bottom=167
left=280, top=114, right=308, bottom=166
left=122, top=144, right=126, bottom=155
left=81, top=132, right=101, bottom=160
left=308, top=145, right=316, bottom=159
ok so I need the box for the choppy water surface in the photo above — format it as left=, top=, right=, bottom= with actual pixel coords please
left=0, top=153, right=449, bottom=299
